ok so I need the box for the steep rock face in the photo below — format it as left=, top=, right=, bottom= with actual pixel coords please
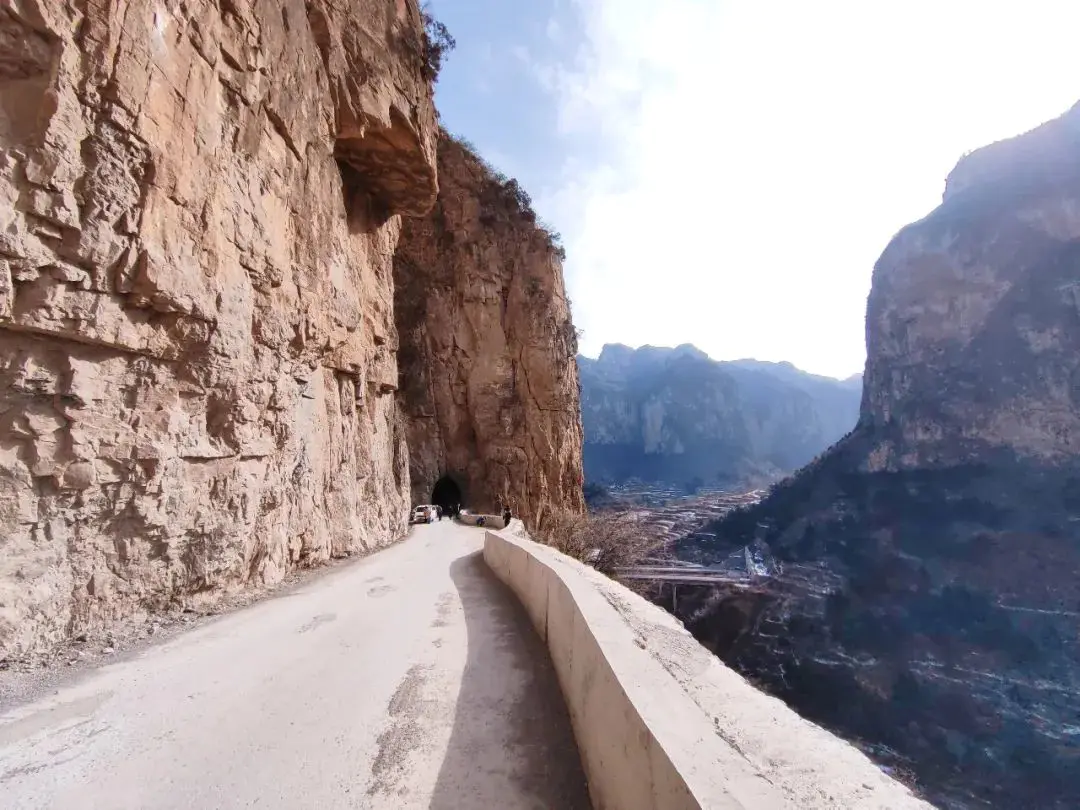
left=862, top=108, right=1080, bottom=471
left=0, top=0, right=437, bottom=656
left=394, top=134, right=584, bottom=523
left=684, top=104, right=1080, bottom=809
left=579, top=344, right=860, bottom=487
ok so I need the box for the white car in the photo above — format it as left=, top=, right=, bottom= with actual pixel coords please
left=411, top=505, right=435, bottom=524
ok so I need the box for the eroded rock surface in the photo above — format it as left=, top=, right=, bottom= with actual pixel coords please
left=394, top=134, right=584, bottom=523
left=0, top=0, right=437, bottom=656
left=682, top=103, right=1080, bottom=808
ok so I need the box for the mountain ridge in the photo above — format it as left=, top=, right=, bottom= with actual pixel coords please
left=578, top=343, right=862, bottom=487
left=582, top=344, right=861, bottom=383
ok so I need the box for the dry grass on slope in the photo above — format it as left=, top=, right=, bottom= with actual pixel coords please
left=530, top=509, right=664, bottom=578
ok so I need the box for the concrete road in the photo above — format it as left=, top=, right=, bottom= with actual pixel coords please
left=0, top=522, right=590, bottom=809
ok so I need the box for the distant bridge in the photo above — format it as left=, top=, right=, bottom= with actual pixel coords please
left=618, top=554, right=780, bottom=613
left=616, top=565, right=760, bottom=586
left=618, top=565, right=778, bottom=614
left=619, top=545, right=780, bottom=585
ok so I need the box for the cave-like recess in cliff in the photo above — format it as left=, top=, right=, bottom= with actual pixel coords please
left=431, top=476, right=463, bottom=513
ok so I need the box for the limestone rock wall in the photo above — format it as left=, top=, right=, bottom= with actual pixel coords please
left=688, top=102, right=1080, bottom=809
left=0, top=0, right=438, bottom=656
left=862, top=101, right=1080, bottom=471
left=394, top=134, right=584, bottom=524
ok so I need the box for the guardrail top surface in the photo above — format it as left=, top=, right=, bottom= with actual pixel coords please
left=483, top=526, right=931, bottom=810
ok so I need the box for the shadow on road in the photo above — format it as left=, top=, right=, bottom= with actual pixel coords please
left=430, top=551, right=590, bottom=809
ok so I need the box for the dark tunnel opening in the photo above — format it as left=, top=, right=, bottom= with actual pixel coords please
left=432, top=476, right=463, bottom=515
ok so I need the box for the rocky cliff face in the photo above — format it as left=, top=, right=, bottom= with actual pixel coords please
left=680, top=104, right=1080, bottom=809
left=862, top=106, right=1080, bottom=472
left=393, top=134, right=584, bottom=524
left=0, top=0, right=438, bottom=656
left=579, top=344, right=860, bottom=487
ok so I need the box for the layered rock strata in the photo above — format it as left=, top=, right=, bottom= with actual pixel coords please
left=394, top=133, right=585, bottom=524
left=0, top=0, right=437, bottom=655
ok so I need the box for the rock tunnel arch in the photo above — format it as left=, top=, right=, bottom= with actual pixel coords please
left=431, top=475, right=463, bottom=514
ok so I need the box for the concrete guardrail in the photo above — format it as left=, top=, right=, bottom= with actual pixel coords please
left=483, top=525, right=931, bottom=810
left=457, top=512, right=506, bottom=529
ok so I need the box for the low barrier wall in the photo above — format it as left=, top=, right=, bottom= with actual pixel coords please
left=483, top=525, right=930, bottom=810
left=456, top=513, right=506, bottom=529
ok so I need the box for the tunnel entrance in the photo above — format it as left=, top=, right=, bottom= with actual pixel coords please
left=431, top=476, right=463, bottom=515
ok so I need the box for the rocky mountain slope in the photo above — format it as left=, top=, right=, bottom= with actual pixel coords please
left=578, top=344, right=860, bottom=487
left=394, top=133, right=584, bottom=523
left=679, top=103, right=1080, bottom=809
left=0, top=2, right=581, bottom=657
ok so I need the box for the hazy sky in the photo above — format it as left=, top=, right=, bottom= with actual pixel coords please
left=428, top=1, right=1080, bottom=378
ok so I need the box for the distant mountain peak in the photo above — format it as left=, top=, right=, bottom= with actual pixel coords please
left=588, top=344, right=861, bottom=384
left=672, top=343, right=709, bottom=360
left=579, top=345, right=863, bottom=488
left=595, top=342, right=709, bottom=364
left=596, top=343, right=635, bottom=363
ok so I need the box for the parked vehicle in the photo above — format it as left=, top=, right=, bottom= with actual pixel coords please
left=411, top=505, right=435, bottom=524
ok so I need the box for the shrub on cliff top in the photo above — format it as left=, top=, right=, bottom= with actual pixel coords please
left=420, top=5, right=455, bottom=82
left=531, top=508, right=664, bottom=577
left=538, top=219, right=567, bottom=260
left=443, top=131, right=567, bottom=261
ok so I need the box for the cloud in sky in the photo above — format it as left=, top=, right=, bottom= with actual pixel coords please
left=529, top=0, right=1080, bottom=378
